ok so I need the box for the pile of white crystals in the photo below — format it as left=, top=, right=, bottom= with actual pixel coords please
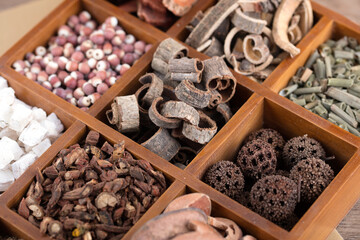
left=0, top=76, right=64, bottom=191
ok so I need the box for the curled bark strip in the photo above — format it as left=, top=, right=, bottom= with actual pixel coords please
left=169, top=57, right=204, bottom=83
left=162, top=0, right=197, bottom=16
left=272, top=0, right=302, bottom=57
left=297, top=0, right=313, bottom=35
left=138, top=73, right=164, bottom=106
left=107, top=95, right=140, bottom=133
left=230, top=54, right=273, bottom=75
left=231, top=8, right=267, bottom=34
left=239, top=1, right=265, bottom=12
left=208, top=90, right=222, bottom=109
left=161, top=101, right=200, bottom=125
left=203, top=57, right=235, bottom=90
left=197, top=39, right=212, bottom=53
left=203, top=37, right=224, bottom=57
left=224, top=27, right=243, bottom=64
left=203, top=57, right=236, bottom=103
left=185, top=0, right=240, bottom=48
left=148, top=97, right=181, bottom=129
left=141, top=128, right=181, bottom=161
left=216, top=103, right=233, bottom=122
left=152, top=38, right=188, bottom=75
left=243, top=34, right=270, bottom=65
left=182, top=111, right=217, bottom=144
left=135, top=84, right=154, bottom=128
left=287, top=15, right=302, bottom=44
left=175, top=80, right=211, bottom=109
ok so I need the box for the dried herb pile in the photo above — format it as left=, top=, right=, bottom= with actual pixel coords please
left=107, top=38, right=237, bottom=168
left=16, top=131, right=167, bottom=239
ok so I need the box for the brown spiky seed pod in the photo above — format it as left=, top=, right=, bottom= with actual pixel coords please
left=250, top=175, right=298, bottom=223
left=282, top=135, right=326, bottom=169
left=237, top=139, right=277, bottom=180
left=289, top=158, right=334, bottom=203
left=203, top=160, right=244, bottom=199
left=245, top=128, right=285, bottom=158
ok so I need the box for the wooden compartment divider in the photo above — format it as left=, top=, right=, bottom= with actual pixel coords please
left=0, top=0, right=359, bottom=239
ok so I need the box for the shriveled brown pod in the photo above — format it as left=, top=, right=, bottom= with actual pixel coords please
left=141, top=128, right=181, bottom=161
left=168, top=57, right=204, bottom=83
left=138, top=73, right=164, bottom=106
left=151, top=38, right=188, bottom=75
left=182, top=111, right=217, bottom=144
left=272, top=0, right=302, bottom=57
left=175, top=80, right=211, bottom=109
left=185, top=0, right=241, bottom=48
left=148, top=97, right=182, bottom=129
left=231, top=8, right=267, bottom=34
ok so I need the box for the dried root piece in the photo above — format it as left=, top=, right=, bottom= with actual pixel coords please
left=202, top=37, right=224, bottom=57
left=95, top=192, right=118, bottom=209
left=148, top=97, right=182, bottom=129
left=175, top=80, right=211, bottom=109
left=164, top=193, right=211, bottom=215
left=163, top=0, right=198, bottom=16
left=106, top=95, right=140, bottom=133
left=141, top=128, right=181, bottom=161
left=185, top=0, right=241, bottom=48
left=138, top=73, right=164, bottom=106
left=231, top=8, right=267, bottom=34
left=161, top=101, right=200, bottom=125
left=182, top=111, right=217, bottom=144
left=208, top=217, right=243, bottom=240
left=243, top=34, right=270, bottom=65
left=272, top=0, right=302, bottom=57
left=152, top=38, right=188, bottom=75
left=172, top=220, right=223, bottom=240
left=62, top=184, right=93, bottom=200
left=169, top=57, right=204, bottom=83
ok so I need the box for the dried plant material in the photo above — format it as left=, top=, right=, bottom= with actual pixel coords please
left=141, top=128, right=181, bottom=161
left=152, top=38, right=188, bottom=75
left=243, top=34, right=270, bottom=65
left=137, top=0, right=175, bottom=28
left=182, top=112, right=217, bottom=144
left=169, top=57, right=204, bottom=83
left=175, top=80, right=211, bottom=109
left=185, top=0, right=241, bottom=48
left=106, top=95, right=140, bottom=133
left=297, top=0, right=313, bottom=35
left=95, top=192, right=118, bottom=209
left=172, top=220, right=224, bottom=240
left=149, top=97, right=182, bottom=129
left=138, top=73, right=164, bottom=106
left=230, top=54, right=273, bottom=75
left=203, top=37, right=225, bottom=57
left=216, top=103, right=233, bottom=123
left=208, top=217, right=243, bottom=240
left=164, top=193, right=212, bottom=215
left=163, top=0, right=198, bottom=16
left=161, top=101, right=200, bottom=125
left=287, top=15, right=302, bottom=44
left=131, top=208, right=208, bottom=240
left=272, top=0, right=302, bottom=57
left=231, top=8, right=267, bottom=34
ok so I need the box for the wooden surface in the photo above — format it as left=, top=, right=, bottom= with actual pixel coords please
left=0, top=0, right=359, bottom=240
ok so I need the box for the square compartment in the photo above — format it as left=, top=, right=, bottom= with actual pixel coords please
left=0, top=121, right=179, bottom=240
left=186, top=96, right=360, bottom=239
left=0, top=0, right=163, bottom=115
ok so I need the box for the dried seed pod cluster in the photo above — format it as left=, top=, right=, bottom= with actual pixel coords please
left=185, top=0, right=314, bottom=82
left=13, top=11, right=151, bottom=110
left=107, top=38, right=237, bottom=167
left=279, top=36, right=360, bottom=137
left=16, top=130, right=166, bottom=239
left=132, top=193, right=256, bottom=240
left=0, top=76, right=64, bottom=192
left=109, top=0, right=199, bottom=29
left=203, top=128, right=335, bottom=230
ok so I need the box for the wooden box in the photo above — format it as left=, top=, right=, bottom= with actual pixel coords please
left=0, top=0, right=360, bottom=239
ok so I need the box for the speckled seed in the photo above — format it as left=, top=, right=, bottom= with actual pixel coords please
left=82, top=82, right=95, bottom=95
left=97, top=83, right=108, bottom=95
left=78, top=96, right=91, bottom=107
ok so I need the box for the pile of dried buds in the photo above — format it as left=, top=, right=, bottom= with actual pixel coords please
left=109, top=0, right=199, bottom=29
left=13, top=11, right=152, bottom=110
left=16, top=131, right=166, bottom=239
left=131, top=193, right=256, bottom=240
